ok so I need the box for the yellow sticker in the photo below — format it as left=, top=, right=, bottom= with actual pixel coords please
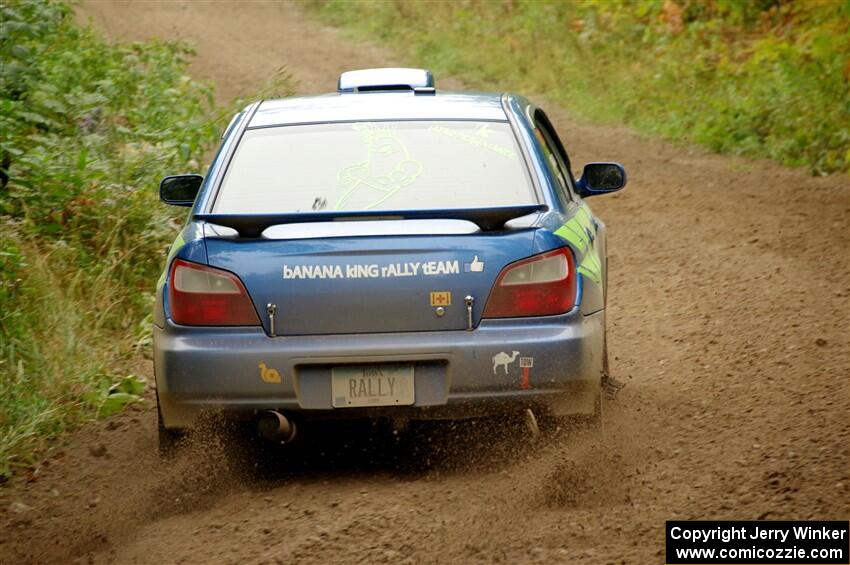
left=430, top=291, right=452, bottom=307
left=258, top=362, right=281, bottom=384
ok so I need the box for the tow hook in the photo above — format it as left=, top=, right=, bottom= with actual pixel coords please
left=464, top=295, right=475, bottom=331
left=266, top=303, right=277, bottom=337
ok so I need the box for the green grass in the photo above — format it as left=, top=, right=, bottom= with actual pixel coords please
left=0, top=0, right=291, bottom=478
left=305, top=0, right=850, bottom=175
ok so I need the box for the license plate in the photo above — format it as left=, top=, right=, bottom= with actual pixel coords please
left=331, top=364, right=415, bottom=408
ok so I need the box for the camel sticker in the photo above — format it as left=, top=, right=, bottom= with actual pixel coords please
left=258, top=362, right=282, bottom=384
left=492, top=351, right=520, bottom=375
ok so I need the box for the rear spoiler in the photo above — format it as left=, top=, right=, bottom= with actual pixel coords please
left=194, top=204, right=547, bottom=238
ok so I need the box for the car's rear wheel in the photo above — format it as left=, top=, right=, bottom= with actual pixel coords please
left=588, top=388, right=604, bottom=432
left=156, top=399, right=183, bottom=456
left=545, top=339, right=606, bottom=433
left=590, top=339, right=608, bottom=431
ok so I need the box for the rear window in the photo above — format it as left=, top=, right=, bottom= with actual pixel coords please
left=213, top=120, right=534, bottom=213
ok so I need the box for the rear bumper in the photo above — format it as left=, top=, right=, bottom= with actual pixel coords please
left=154, top=309, right=605, bottom=428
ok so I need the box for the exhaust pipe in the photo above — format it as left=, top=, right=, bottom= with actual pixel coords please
left=256, top=410, right=296, bottom=444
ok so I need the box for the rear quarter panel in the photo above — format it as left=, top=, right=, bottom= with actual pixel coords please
left=153, top=222, right=207, bottom=328
left=508, top=96, right=607, bottom=315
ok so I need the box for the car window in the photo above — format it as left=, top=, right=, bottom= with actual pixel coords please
left=214, top=120, right=535, bottom=213
left=533, top=121, right=574, bottom=208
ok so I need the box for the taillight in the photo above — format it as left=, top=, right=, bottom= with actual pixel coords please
left=167, top=259, right=260, bottom=326
left=483, top=248, right=577, bottom=318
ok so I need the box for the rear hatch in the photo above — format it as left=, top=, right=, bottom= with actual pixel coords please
left=204, top=229, right=537, bottom=335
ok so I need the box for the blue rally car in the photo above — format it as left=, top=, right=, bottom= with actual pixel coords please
left=154, top=68, right=626, bottom=448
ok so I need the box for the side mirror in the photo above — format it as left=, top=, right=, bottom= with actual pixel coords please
left=160, top=174, right=203, bottom=206
left=576, top=162, right=627, bottom=197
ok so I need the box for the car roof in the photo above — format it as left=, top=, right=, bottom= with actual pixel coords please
left=249, top=91, right=510, bottom=128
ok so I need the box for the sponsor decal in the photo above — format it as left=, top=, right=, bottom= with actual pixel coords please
left=492, top=351, right=520, bottom=375
left=463, top=255, right=485, bottom=273
left=282, top=260, right=461, bottom=280
left=429, top=123, right=518, bottom=159
left=430, top=291, right=452, bottom=307
left=258, top=362, right=281, bottom=384
left=519, top=356, right=534, bottom=389
left=335, top=124, right=423, bottom=211
left=553, top=203, right=603, bottom=285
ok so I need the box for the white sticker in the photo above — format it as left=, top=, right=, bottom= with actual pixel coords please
left=283, top=260, right=460, bottom=280
left=519, top=357, right=534, bottom=368
left=464, top=255, right=485, bottom=273
left=492, top=351, right=520, bottom=375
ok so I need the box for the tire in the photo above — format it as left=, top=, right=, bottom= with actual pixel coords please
left=157, top=399, right=183, bottom=456
left=588, top=388, right=604, bottom=432
left=588, top=338, right=608, bottom=432
left=587, top=255, right=608, bottom=433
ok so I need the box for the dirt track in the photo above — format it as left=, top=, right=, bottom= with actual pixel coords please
left=1, top=2, right=848, bottom=563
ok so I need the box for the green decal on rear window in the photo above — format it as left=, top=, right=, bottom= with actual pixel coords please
left=335, top=124, right=423, bottom=210
left=428, top=123, right=518, bottom=159
left=214, top=120, right=534, bottom=214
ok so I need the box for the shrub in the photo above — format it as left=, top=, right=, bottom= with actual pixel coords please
left=306, top=0, right=850, bottom=175
left=0, top=0, right=284, bottom=477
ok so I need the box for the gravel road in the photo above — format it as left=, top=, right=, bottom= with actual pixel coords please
left=1, top=2, right=847, bottom=563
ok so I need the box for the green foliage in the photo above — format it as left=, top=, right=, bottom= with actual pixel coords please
left=96, top=375, right=147, bottom=418
left=306, top=0, right=850, bottom=175
left=0, top=0, right=292, bottom=478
